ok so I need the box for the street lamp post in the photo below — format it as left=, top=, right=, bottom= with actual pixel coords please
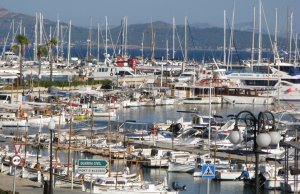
left=228, top=110, right=281, bottom=194
left=48, top=119, right=56, bottom=194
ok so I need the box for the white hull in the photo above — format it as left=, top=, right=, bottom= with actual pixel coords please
left=93, top=111, right=116, bottom=117
left=222, top=96, right=273, bottom=105
left=143, top=158, right=169, bottom=168
left=27, top=114, right=66, bottom=127
left=183, top=97, right=222, bottom=104
left=168, top=162, right=194, bottom=173
left=214, top=170, right=254, bottom=181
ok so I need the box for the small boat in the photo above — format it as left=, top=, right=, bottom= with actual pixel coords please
left=93, top=109, right=116, bottom=118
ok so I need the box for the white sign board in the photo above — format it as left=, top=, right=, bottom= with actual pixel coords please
left=77, top=167, right=108, bottom=174
left=11, top=155, right=21, bottom=166
left=77, top=159, right=108, bottom=175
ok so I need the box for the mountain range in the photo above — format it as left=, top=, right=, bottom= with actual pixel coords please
left=0, top=7, right=292, bottom=51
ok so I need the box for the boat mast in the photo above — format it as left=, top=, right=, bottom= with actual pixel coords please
left=34, top=13, right=38, bottom=61
left=12, top=19, right=15, bottom=44
left=89, top=17, right=93, bottom=60
left=251, top=6, right=256, bottom=69
left=97, top=23, right=100, bottom=62
left=274, top=8, right=280, bottom=69
left=124, top=16, right=128, bottom=57
left=150, top=20, right=155, bottom=65
left=184, top=16, right=188, bottom=71
left=294, top=33, right=298, bottom=64
left=289, top=12, right=293, bottom=64
left=166, top=39, right=169, bottom=61
left=258, top=0, right=262, bottom=65
left=39, top=13, right=43, bottom=45
left=223, top=10, right=226, bottom=69
left=141, top=32, right=144, bottom=65
left=56, top=17, right=60, bottom=62
left=105, top=16, right=108, bottom=62
left=172, top=17, right=176, bottom=61
left=67, top=20, right=71, bottom=65
left=227, top=0, right=235, bottom=69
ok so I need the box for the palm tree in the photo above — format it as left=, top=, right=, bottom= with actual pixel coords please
left=48, top=38, right=57, bottom=83
left=37, top=45, right=48, bottom=77
left=37, top=45, right=48, bottom=98
left=16, top=34, right=30, bottom=90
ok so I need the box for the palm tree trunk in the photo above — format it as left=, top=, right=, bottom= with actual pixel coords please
left=19, top=45, right=24, bottom=92
left=49, top=48, right=53, bottom=83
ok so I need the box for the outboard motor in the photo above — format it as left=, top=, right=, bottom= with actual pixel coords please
left=172, top=182, right=187, bottom=191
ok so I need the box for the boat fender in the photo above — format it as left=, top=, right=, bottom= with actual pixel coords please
left=172, top=182, right=187, bottom=191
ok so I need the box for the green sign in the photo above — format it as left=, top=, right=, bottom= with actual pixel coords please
left=78, top=159, right=108, bottom=167
left=77, top=159, right=109, bottom=175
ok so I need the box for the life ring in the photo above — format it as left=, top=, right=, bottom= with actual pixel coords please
left=110, top=72, right=113, bottom=76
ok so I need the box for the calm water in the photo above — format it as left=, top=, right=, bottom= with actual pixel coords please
left=2, top=102, right=297, bottom=194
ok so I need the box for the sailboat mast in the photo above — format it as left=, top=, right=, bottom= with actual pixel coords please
left=34, top=13, right=38, bottom=61
left=251, top=6, right=256, bottom=69
left=166, top=39, right=169, bottom=61
left=289, top=12, right=293, bottom=64
left=56, top=18, right=60, bottom=62
left=67, top=20, right=71, bottom=65
left=184, top=16, right=188, bottom=66
left=12, top=19, right=15, bottom=44
left=223, top=10, right=226, bottom=68
left=39, top=13, right=43, bottom=45
left=227, top=0, right=235, bottom=69
left=258, top=0, right=262, bottom=65
left=97, top=23, right=100, bottom=62
left=172, top=17, right=175, bottom=60
left=105, top=16, right=108, bottom=59
left=294, top=33, right=298, bottom=64
left=89, top=17, right=93, bottom=59
left=274, top=8, right=280, bottom=67
left=141, top=32, right=144, bottom=64
left=124, top=16, right=128, bottom=56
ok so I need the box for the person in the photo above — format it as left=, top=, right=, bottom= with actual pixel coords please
left=236, top=169, right=250, bottom=180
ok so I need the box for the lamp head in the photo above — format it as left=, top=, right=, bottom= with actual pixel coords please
left=268, top=131, right=281, bottom=145
left=229, top=124, right=243, bottom=145
left=256, top=132, right=271, bottom=148
left=48, top=118, right=56, bottom=130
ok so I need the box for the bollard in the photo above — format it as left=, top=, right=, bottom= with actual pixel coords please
left=37, top=171, right=41, bottom=183
left=43, top=180, right=50, bottom=194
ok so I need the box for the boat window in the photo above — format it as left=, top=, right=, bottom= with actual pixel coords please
left=173, top=155, right=190, bottom=159
left=117, top=181, right=126, bottom=185
left=105, top=181, right=115, bottom=184
left=0, top=95, right=8, bottom=100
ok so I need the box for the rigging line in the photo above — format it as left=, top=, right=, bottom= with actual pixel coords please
left=186, top=20, right=196, bottom=60
left=113, top=20, right=124, bottom=56
left=98, top=21, right=105, bottom=53
left=108, top=20, right=119, bottom=58
left=1, top=21, right=13, bottom=59
left=261, top=3, right=274, bottom=57
left=175, top=27, right=184, bottom=60
left=225, top=17, right=242, bottom=65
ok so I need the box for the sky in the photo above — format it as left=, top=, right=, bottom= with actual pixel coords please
left=1, top=0, right=299, bottom=33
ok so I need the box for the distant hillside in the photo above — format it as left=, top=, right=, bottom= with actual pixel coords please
left=0, top=7, right=290, bottom=51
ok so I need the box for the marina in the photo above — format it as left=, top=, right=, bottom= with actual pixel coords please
left=0, top=0, right=299, bottom=193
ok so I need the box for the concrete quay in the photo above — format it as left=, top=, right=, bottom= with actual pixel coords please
left=0, top=173, right=86, bottom=194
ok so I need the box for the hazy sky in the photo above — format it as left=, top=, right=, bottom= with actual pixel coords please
left=1, top=0, right=299, bottom=33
